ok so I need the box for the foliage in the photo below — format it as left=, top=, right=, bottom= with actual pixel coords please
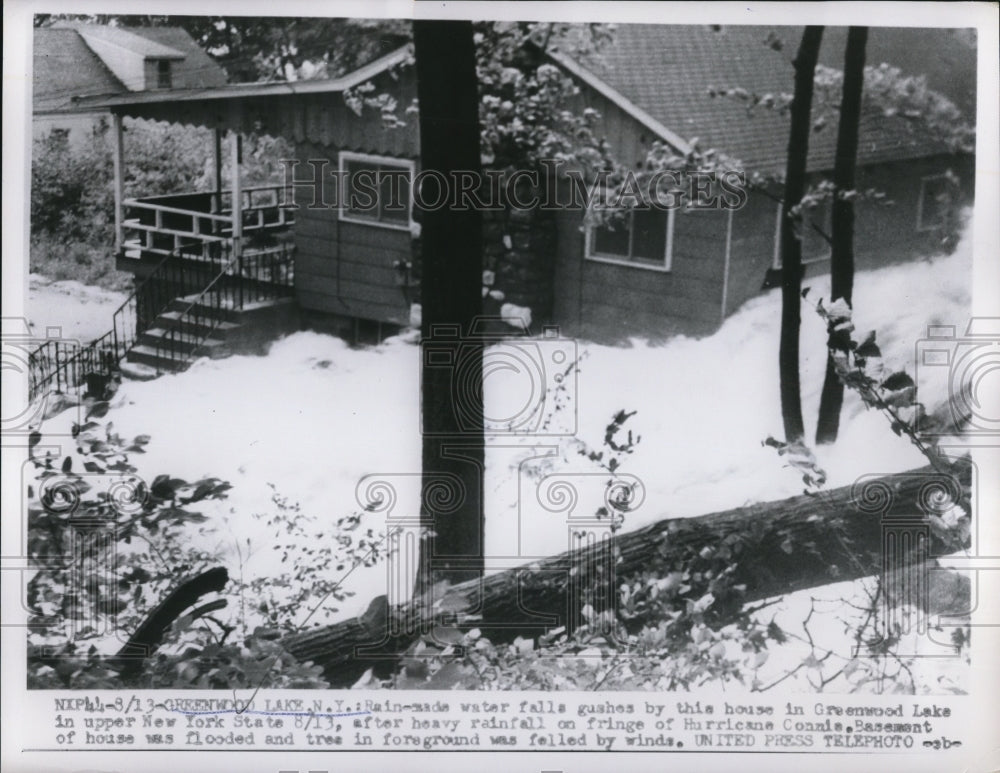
left=25, top=408, right=327, bottom=688
left=359, top=517, right=788, bottom=692
left=30, top=119, right=291, bottom=288
left=237, top=486, right=386, bottom=634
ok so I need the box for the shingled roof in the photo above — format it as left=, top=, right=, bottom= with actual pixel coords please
left=33, top=24, right=227, bottom=114
left=564, top=24, right=970, bottom=174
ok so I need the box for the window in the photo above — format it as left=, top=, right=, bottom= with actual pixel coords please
left=772, top=200, right=832, bottom=269
left=585, top=207, right=674, bottom=272
left=917, top=173, right=956, bottom=232
left=156, top=60, right=172, bottom=89
left=338, top=152, right=414, bottom=230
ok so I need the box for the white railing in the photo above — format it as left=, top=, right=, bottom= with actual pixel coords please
left=122, top=185, right=295, bottom=259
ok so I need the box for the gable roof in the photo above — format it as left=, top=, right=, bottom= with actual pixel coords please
left=33, top=24, right=227, bottom=114
left=68, top=23, right=186, bottom=59
left=560, top=24, right=971, bottom=174
left=33, top=28, right=126, bottom=112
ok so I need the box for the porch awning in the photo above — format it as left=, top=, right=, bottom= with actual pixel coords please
left=64, top=44, right=419, bottom=156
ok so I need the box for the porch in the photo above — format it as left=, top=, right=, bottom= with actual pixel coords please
left=120, top=183, right=295, bottom=264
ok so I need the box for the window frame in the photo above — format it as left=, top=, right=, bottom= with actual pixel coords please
left=584, top=206, right=675, bottom=273
left=337, top=151, right=416, bottom=232
left=772, top=201, right=833, bottom=269
left=916, top=173, right=952, bottom=232
left=155, top=60, right=172, bottom=89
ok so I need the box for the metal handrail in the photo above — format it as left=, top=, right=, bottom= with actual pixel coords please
left=28, top=242, right=216, bottom=401
left=152, top=243, right=295, bottom=371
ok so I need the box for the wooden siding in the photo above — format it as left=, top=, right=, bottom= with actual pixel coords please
left=724, top=154, right=975, bottom=317
left=554, top=204, right=729, bottom=342
left=116, top=67, right=420, bottom=158
left=292, top=141, right=413, bottom=325
left=561, top=81, right=659, bottom=170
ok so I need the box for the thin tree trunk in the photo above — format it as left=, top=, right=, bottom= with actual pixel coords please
left=779, top=26, right=824, bottom=443
left=413, top=21, right=485, bottom=592
left=816, top=26, right=868, bottom=445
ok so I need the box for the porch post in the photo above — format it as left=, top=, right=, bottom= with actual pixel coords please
left=111, top=113, right=125, bottom=256
left=212, top=127, right=223, bottom=215
left=230, top=130, right=243, bottom=265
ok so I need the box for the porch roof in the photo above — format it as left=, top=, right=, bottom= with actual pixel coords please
left=67, top=44, right=419, bottom=156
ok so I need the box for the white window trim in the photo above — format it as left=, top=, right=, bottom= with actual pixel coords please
left=338, top=151, right=415, bottom=231
left=916, top=173, right=950, bottom=232
left=772, top=202, right=832, bottom=269
left=584, top=207, right=675, bottom=273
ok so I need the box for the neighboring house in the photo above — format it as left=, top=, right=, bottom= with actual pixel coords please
left=43, top=24, right=975, bottom=371
left=547, top=24, right=975, bottom=338
left=33, top=22, right=227, bottom=147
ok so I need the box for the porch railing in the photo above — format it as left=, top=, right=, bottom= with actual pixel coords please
left=122, top=184, right=295, bottom=259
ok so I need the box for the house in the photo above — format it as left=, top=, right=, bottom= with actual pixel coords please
left=32, top=22, right=227, bottom=147
left=35, top=23, right=975, bottom=382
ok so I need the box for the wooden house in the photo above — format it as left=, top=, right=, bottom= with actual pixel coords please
left=33, top=22, right=227, bottom=148
left=46, top=24, right=974, bottom=374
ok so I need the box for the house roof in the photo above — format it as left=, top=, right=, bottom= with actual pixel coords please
left=62, top=22, right=186, bottom=59
left=33, top=24, right=228, bottom=114
left=561, top=24, right=970, bottom=174
left=33, top=28, right=126, bottom=112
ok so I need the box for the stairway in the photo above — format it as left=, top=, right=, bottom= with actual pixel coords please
left=121, top=292, right=297, bottom=379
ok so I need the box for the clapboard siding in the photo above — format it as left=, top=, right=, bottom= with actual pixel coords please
left=292, top=139, right=414, bottom=323
left=553, top=202, right=728, bottom=341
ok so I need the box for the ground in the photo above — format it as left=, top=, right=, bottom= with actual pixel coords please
left=27, top=220, right=974, bottom=693
left=27, top=273, right=128, bottom=343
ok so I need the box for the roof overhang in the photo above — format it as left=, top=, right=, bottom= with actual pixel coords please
left=60, top=44, right=413, bottom=115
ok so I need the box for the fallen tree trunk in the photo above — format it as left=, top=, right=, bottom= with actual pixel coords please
left=284, top=460, right=971, bottom=687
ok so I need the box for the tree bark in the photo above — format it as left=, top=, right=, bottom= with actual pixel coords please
left=816, top=26, right=868, bottom=445
left=413, top=21, right=485, bottom=592
left=283, top=459, right=970, bottom=687
left=779, top=26, right=824, bottom=443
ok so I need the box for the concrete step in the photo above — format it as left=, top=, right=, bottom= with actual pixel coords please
left=156, top=310, right=242, bottom=339
left=119, top=359, right=160, bottom=381
left=137, top=328, right=230, bottom=357
left=169, top=295, right=242, bottom=322
left=126, top=344, right=190, bottom=373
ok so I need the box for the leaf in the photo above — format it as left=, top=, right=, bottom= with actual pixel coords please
left=61, top=456, right=72, bottom=473
left=86, top=401, right=110, bottom=420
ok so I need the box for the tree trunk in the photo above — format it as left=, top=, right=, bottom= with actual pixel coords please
left=283, top=459, right=970, bottom=687
left=779, top=26, right=824, bottom=443
left=412, top=21, right=485, bottom=593
left=816, top=26, right=868, bottom=445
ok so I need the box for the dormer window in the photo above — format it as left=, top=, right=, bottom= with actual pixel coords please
left=156, top=60, right=172, bottom=89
